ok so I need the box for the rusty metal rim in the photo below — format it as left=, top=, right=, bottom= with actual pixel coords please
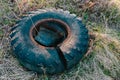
left=29, top=18, right=71, bottom=49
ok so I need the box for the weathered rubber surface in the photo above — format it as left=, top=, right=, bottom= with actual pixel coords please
left=10, top=9, right=89, bottom=74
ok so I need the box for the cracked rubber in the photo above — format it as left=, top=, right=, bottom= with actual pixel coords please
left=10, top=9, right=89, bottom=74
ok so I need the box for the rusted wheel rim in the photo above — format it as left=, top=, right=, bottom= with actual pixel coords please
left=30, top=18, right=71, bottom=49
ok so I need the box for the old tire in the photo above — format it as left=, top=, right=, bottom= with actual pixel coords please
left=10, top=9, right=89, bottom=74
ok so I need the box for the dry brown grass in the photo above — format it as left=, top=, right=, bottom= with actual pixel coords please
left=0, top=0, right=120, bottom=80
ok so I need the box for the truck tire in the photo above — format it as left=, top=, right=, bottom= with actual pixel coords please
left=10, top=9, right=89, bottom=74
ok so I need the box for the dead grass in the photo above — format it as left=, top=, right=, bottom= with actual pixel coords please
left=0, top=0, right=120, bottom=80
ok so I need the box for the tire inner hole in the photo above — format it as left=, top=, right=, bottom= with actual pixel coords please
left=31, top=19, right=68, bottom=47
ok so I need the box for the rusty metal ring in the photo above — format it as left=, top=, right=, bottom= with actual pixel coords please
left=30, top=18, right=71, bottom=49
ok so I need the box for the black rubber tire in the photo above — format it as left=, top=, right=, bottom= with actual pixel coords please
left=10, top=9, right=89, bottom=74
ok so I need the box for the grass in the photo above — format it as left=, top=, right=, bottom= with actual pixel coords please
left=0, top=0, right=120, bottom=80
